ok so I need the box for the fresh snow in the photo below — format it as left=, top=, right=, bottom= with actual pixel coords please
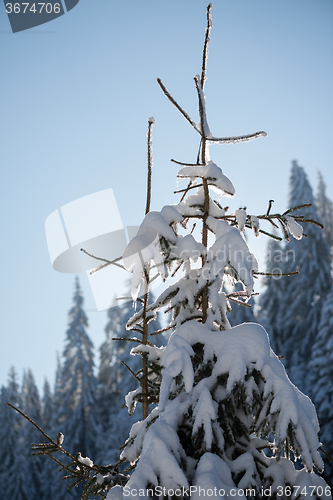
left=177, top=160, right=235, bottom=197
left=285, top=215, right=303, bottom=240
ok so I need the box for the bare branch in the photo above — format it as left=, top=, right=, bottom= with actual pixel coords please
left=266, top=199, right=274, bottom=216
left=228, top=297, right=252, bottom=308
left=201, top=3, right=213, bottom=90
left=255, top=271, right=299, bottom=277
left=208, top=130, right=267, bottom=144
left=157, top=78, right=200, bottom=133
left=171, top=159, right=204, bottom=167
left=113, top=336, right=155, bottom=347
left=283, top=203, right=312, bottom=215
left=122, top=361, right=142, bottom=382
left=257, top=229, right=282, bottom=241
left=7, top=403, right=76, bottom=462
left=150, top=324, right=174, bottom=336
left=301, top=218, right=324, bottom=229
left=180, top=181, right=194, bottom=203
left=80, top=249, right=125, bottom=273
left=174, top=183, right=203, bottom=194
left=319, top=446, right=333, bottom=463
left=146, top=117, right=155, bottom=215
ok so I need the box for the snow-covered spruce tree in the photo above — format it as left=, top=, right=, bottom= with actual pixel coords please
left=279, top=162, right=332, bottom=392
left=55, top=277, right=99, bottom=463
left=3, top=367, right=42, bottom=500
left=96, top=283, right=165, bottom=466
left=258, top=235, right=285, bottom=354
left=0, top=367, right=20, bottom=497
left=107, top=5, right=330, bottom=496
left=308, top=288, right=333, bottom=487
left=20, top=369, right=43, bottom=499
left=315, top=171, right=333, bottom=260
left=41, top=379, right=53, bottom=432
left=39, top=378, right=59, bottom=500
left=96, top=300, right=124, bottom=465
left=116, top=288, right=165, bottom=416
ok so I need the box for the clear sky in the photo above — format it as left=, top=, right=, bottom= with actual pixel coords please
left=1, top=0, right=332, bottom=392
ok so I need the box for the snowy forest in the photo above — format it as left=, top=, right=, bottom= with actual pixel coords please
left=1, top=4, right=333, bottom=499
left=1, top=164, right=333, bottom=498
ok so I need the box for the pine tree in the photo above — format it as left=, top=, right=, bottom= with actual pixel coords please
left=308, top=288, right=333, bottom=487
left=279, top=161, right=332, bottom=391
left=41, top=379, right=53, bottom=431
left=19, top=369, right=43, bottom=499
left=258, top=235, right=285, bottom=354
left=315, top=171, right=333, bottom=259
left=0, top=386, right=10, bottom=496
left=39, top=378, right=60, bottom=500
left=107, top=6, right=329, bottom=494
left=0, top=367, right=21, bottom=497
left=98, top=301, right=121, bottom=430
left=22, top=6, right=331, bottom=497
left=48, top=354, right=70, bottom=500
left=96, top=300, right=125, bottom=465
left=0, top=367, right=22, bottom=498
left=116, top=289, right=165, bottom=418
left=96, top=288, right=165, bottom=466
left=56, top=277, right=99, bottom=462
left=7, top=427, right=35, bottom=500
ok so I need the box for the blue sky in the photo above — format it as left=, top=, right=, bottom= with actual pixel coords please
left=1, top=0, right=332, bottom=392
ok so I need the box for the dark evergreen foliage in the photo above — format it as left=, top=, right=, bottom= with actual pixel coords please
left=316, top=171, right=333, bottom=258
left=279, top=162, right=332, bottom=391
left=309, top=288, right=333, bottom=487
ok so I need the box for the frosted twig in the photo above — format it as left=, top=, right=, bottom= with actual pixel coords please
left=301, top=218, right=324, bottom=229
left=255, top=271, right=299, bottom=277
left=265, top=218, right=279, bottom=229
left=157, top=78, right=200, bottom=133
left=7, top=403, right=73, bottom=457
left=201, top=3, right=213, bottom=90
left=150, top=324, right=174, bottom=336
left=7, top=403, right=124, bottom=495
left=174, top=183, right=204, bottom=194
left=194, top=74, right=211, bottom=144
left=277, top=218, right=289, bottom=242
left=283, top=203, right=312, bottom=215
left=319, top=446, right=333, bottom=463
left=91, top=260, right=125, bottom=274
left=116, top=296, right=137, bottom=302
left=113, top=337, right=155, bottom=347
left=180, top=181, right=194, bottom=203
left=208, top=130, right=267, bottom=144
left=149, top=273, right=160, bottom=285
left=256, top=229, right=282, bottom=241
left=228, top=297, right=252, bottom=308
left=227, top=291, right=259, bottom=298
left=146, top=117, right=155, bottom=215
left=113, top=336, right=141, bottom=343
left=171, top=261, right=183, bottom=278
left=266, top=199, right=274, bottom=216
left=80, top=249, right=125, bottom=273
left=122, top=361, right=141, bottom=382
left=171, top=159, right=204, bottom=167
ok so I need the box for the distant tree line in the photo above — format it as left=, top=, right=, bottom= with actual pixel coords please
left=0, top=279, right=163, bottom=499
